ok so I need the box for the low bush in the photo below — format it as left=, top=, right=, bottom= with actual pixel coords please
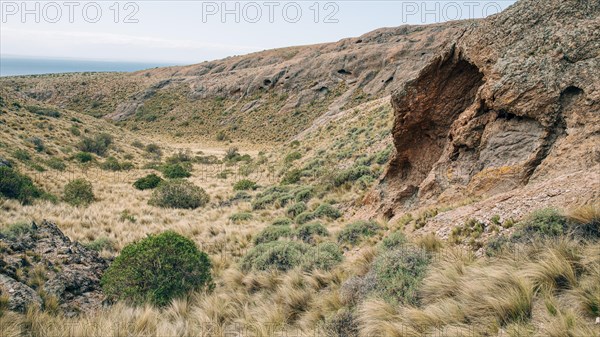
left=253, top=226, right=293, bottom=245
left=77, top=133, right=113, bottom=156
left=149, top=180, right=209, bottom=209
left=281, top=168, right=303, bottom=185
left=145, top=143, right=162, bottom=157
left=29, top=137, right=45, bottom=152
left=284, top=151, right=302, bottom=163
left=27, top=105, right=60, bottom=118
left=63, top=179, right=94, bottom=206
left=45, top=158, right=66, bottom=171
left=251, top=186, right=292, bottom=210
left=101, top=157, right=134, bottom=171
left=296, top=222, right=329, bottom=243
left=337, top=220, right=382, bottom=245
left=287, top=202, right=307, bottom=218
left=333, top=165, right=372, bottom=187
left=233, top=179, right=257, bottom=191
left=380, top=231, right=407, bottom=251
left=241, top=240, right=342, bottom=272
left=293, top=186, right=313, bottom=202
left=12, top=149, right=30, bottom=162
left=73, top=152, right=94, bottom=163
left=101, top=231, right=212, bottom=306
left=314, top=204, right=342, bottom=220
left=161, top=163, right=191, bottom=178
left=295, top=211, right=317, bottom=225
left=369, top=246, right=430, bottom=305
left=83, top=237, right=115, bottom=252
left=0, top=222, right=34, bottom=240
left=229, top=212, right=253, bottom=223
left=0, top=167, right=44, bottom=204
left=271, top=218, right=293, bottom=226
left=133, top=173, right=163, bottom=190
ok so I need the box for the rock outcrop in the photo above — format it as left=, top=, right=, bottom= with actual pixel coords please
left=0, top=221, right=107, bottom=316
left=374, top=0, right=600, bottom=218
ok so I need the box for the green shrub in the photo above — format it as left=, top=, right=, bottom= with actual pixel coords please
left=271, top=218, right=293, bottom=226
left=380, top=231, right=407, bottom=251
left=233, top=179, right=257, bottom=191
left=337, top=220, right=382, bottom=245
left=251, top=186, right=291, bottom=210
left=69, top=125, right=81, bottom=136
left=29, top=137, right=45, bottom=152
left=83, top=237, right=115, bottom=252
left=284, top=151, right=302, bottom=163
left=333, top=165, right=372, bottom=187
left=229, top=212, right=253, bottom=223
left=295, top=211, right=317, bottom=225
left=63, top=179, right=94, bottom=206
left=73, top=152, right=93, bottom=163
left=133, top=174, right=163, bottom=190
left=301, top=242, right=343, bottom=271
left=45, top=158, right=66, bottom=171
left=374, top=146, right=393, bottom=165
left=0, top=222, right=34, bottom=240
left=253, top=226, right=293, bottom=245
left=101, top=231, right=212, bottom=306
left=287, top=202, right=307, bottom=218
left=370, top=246, right=430, bottom=305
left=131, top=140, right=144, bottom=149
left=149, top=180, right=209, bottom=209
left=241, top=240, right=343, bottom=272
left=519, top=208, right=568, bottom=238
left=281, top=168, right=302, bottom=185
left=166, top=151, right=193, bottom=164
left=293, top=186, right=313, bottom=202
left=101, top=157, right=134, bottom=171
left=13, top=149, right=30, bottom=162
left=314, top=204, right=342, bottom=220
left=0, top=167, right=43, bottom=204
left=241, top=241, right=308, bottom=272
left=77, top=133, right=113, bottom=156
left=296, top=222, right=329, bottom=243
left=161, top=163, right=191, bottom=178
left=27, top=105, right=60, bottom=118
left=145, top=143, right=162, bottom=157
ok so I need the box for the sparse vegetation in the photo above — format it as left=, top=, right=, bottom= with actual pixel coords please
left=77, top=133, right=113, bottom=156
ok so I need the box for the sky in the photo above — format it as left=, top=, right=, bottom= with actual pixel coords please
left=0, top=1, right=517, bottom=65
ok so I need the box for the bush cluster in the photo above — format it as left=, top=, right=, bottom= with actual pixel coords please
left=73, top=152, right=94, bottom=163
left=149, top=180, right=209, bottom=209
left=101, top=231, right=212, bottom=306
left=295, top=203, right=341, bottom=224
left=101, top=157, right=134, bottom=171
left=0, top=167, right=44, bottom=204
left=240, top=240, right=342, bottom=272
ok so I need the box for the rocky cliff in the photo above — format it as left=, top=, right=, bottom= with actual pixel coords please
left=372, top=0, right=599, bottom=223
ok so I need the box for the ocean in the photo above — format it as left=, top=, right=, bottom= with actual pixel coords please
left=0, top=56, right=175, bottom=77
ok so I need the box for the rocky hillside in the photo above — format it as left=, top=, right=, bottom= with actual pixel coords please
left=0, top=22, right=468, bottom=143
left=367, top=0, right=599, bottom=230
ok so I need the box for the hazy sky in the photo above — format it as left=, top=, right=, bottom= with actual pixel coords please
left=1, top=1, right=517, bottom=64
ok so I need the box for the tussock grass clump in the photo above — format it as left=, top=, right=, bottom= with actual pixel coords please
left=102, top=231, right=212, bottom=306
left=567, top=203, right=600, bottom=238
left=149, top=180, right=209, bottom=209
left=63, top=179, right=94, bottom=206
left=133, top=173, right=164, bottom=190
left=337, top=220, right=381, bottom=245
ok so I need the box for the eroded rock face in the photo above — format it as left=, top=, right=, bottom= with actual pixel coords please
left=377, top=0, right=600, bottom=216
left=0, top=220, right=108, bottom=315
